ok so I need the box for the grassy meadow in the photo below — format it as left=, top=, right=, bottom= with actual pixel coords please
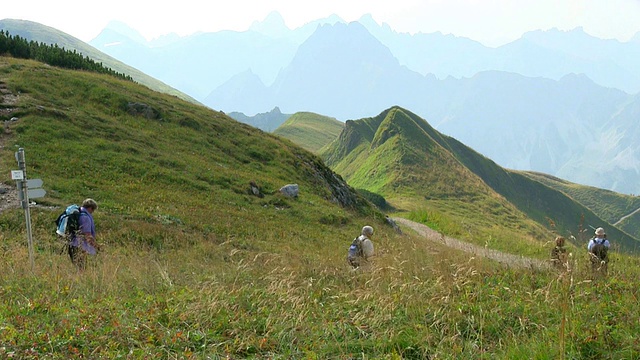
left=3, top=217, right=640, bottom=359
left=2, top=57, right=640, bottom=358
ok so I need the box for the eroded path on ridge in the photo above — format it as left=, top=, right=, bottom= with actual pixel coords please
left=614, top=207, right=640, bottom=226
left=392, top=217, right=551, bottom=271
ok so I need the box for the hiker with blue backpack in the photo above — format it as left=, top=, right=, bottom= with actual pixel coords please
left=56, top=198, right=100, bottom=270
left=588, top=227, right=610, bottom=272
left=347, top=225, right=375, bottom=269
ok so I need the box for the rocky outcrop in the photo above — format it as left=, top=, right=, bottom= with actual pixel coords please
left=126, top=102, right=160, bottom=120
left=303, top=156, right=363, bottom=209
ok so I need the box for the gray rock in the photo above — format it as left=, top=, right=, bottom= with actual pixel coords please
left=279, top=184, right=299, bottom=198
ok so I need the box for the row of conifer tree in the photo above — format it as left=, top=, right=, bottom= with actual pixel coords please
left=0, top=30, right=133, bottom=81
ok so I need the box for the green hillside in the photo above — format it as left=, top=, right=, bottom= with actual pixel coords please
left=320, top=106, right=640, bottom=254
left=0, top=57, right=377, bottom=230
left=0, top=18, right=199, bottom=104
left=522, top=171, right=640, bottom=239
left=439, top=134, right=639, bottom=252
left=273, top=111, right=344, bottom=153
left=3, top=58, right=640, bottom=358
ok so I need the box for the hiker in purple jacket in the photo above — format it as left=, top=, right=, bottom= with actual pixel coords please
left=69, top=198, right=100, bottom=270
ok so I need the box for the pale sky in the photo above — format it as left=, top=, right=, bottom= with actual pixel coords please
left=3, top=0, right=640, bottom=47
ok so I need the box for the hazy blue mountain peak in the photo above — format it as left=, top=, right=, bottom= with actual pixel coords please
left=248, top=13, right=347, bottom=45
left=249, top=11, right=290, bottom=37
left=358, top=13, right=394, bottom=34
left=519, top=26, right=604, bottom=47
left=148, top=32, right=183, bottom=47
left=293, top=14, right=346, bottom=34
left=237, top=68, right=258, bottom=78
left=102, top=20, right=148, bottom=44
left=558, top=72, right=597, bottom=86
left=315, top=21, right=371, bottom=38
left=357, top=14, right=380, bottom=29
left=315, top=14, right=345, bottom=26
left=302, top=21, right=396, bottom=63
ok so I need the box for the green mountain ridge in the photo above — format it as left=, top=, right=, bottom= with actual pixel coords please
left=276, top=107, right=640, bottom=245
left=319, top=106, right=640, bottom=253
left=323, top=108, right=487, bottom=199
left=273, top=111, right=343, bottom=153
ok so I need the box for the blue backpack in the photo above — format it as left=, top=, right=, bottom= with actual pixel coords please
left=54, top=204, right=84, bottom=238
left=348, top=236, right=363, bottom=258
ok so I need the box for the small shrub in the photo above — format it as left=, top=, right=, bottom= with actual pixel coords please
left=318, top=213, right=350, bottom=226
left=264, top=197, right=290, bottom=209
left=178, top=117, right=201, bottom=130
left=356, top=188, right=392, bottom=211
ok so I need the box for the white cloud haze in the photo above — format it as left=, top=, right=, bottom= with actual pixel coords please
left=2, top=0, right=640, bottom=46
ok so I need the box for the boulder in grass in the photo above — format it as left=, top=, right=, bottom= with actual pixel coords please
left=279, top=184, right=299, bottom=198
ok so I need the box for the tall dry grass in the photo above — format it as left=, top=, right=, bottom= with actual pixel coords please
left=2, top=214, right=640, bottom=358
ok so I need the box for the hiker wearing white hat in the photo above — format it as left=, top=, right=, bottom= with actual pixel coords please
left=588, top=228, right=609, bottom=251
left=587, top=227, right=610, bottom=268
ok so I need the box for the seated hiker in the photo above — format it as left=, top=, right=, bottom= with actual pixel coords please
left=587, top=227, right=610, bottom=270
left=550, top=236, right=568, bottom=269
left=347, top=225, right=375, bottom=269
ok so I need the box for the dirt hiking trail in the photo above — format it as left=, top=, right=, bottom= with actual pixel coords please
left=393, top=217, right=552, bottom=271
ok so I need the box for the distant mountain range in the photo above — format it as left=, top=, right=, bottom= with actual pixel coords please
left=88, top=12, right=640, bottom=102
left=227, top=107, right=290, bottom=132
left=87, top=12, right=345, bottom=100
left=4, top=14, right=640, bottom=196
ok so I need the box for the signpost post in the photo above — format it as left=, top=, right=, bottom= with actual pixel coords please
left=12, top=148, right=46, bottom=271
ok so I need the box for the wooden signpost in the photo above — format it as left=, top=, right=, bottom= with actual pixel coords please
left=12, top=148, right=46, bottom=271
